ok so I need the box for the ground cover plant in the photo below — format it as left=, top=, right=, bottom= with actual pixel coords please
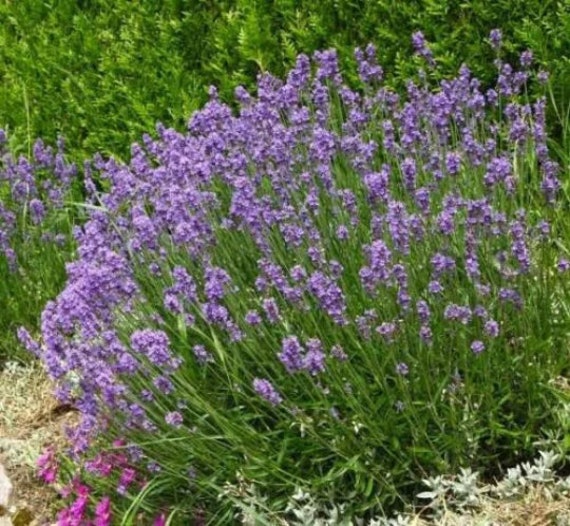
left=0, top=133, right=80, bottom=365
left=18, top=32, right=570, bottom=524
left=3, top=0, right=570, bottom=162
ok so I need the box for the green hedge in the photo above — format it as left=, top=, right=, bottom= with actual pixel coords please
left=1, top=0, right=570, bottom=161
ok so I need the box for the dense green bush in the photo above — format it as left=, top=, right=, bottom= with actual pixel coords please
left=0, top=0, right=218, bottom=160
left=2, top=0, right=570, bottom=162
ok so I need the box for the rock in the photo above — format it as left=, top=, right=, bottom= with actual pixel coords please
left=0, top=463, right=12, bottom=526
left=0, top=463, right=12, bottom=508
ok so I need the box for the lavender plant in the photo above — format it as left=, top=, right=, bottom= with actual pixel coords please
left=25, top=32, right=570, bottom=523
left=0, top=132, right=79, bottom=364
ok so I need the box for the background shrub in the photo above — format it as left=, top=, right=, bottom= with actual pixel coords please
left=2, top=0, right=570, bottom=162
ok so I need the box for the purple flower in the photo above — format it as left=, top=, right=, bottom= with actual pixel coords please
left=484, top=320, right=500, bottom=338
left=489, top=29, right=502, bottom=51
left=445, top=152, right=462, bottom=175
left=153, top=376, right=175, bottom=394
left=279, top=336, right=304, bottom=373
left=387, top=201, right=411, bottom=255
left=23, top=40, right=567, bottom=475
left=431, top=253, right=456, bottom=277
left=541, top=167, right=561, bottom=203
left=360, top=239, right=392, bottom=292
left=437, top=209, right=456, bottom=236
left=444, top=304, right=472, bottom=324
left=262, top=297, right=281, bottom=324
left=253, top=378, right=283, bottom=405
left=473, top=305, right=488, bottom=319
left=165, top=411, right=184, bottom=428
left=395, top=362, right=409, bottom=376
left=484, top=156, right=511, bottom=187
left=29, top=198, right=45, bottom=225
left=520, top=50, right=533, bottom=68
left=499, top=287, right=523, bottom=309
left=330, top=344, right=348, bottom=361
left=416, top=300, right=430, bottom=323
left=117, top=467, right=137, bottom=494
left=37, top=446, right=58, bottom=484
left=17, top=326, right=41, bottom=356
left=537, top=70, right=549, bottom=85
left=147, top=461, right=161, bottom=473
left=4, top=248, right=17, bottom=271
left=172, top=266, right=197, bottom=302
left=204, top=266, right=232, bottom=301
left=470, top=340, right=485, bottom=354
left=314, top=49, right=342, bottom=85
left=557, top=259, right=570, bottom=272
left=402, top=157, right=417, bottom=190
left=336, top=224, right=349, bottom=240
left=245, top=310, right=263, bottom=325
left=163, top=290, right=182, bottom=314
left=94, top=496, right=112, bottom=526
left=130, top=330, right=172, bottom=366
left=415, top=187, right=431, bottom=214
left=290, top=265, right=307, bottom=282
left=376, top=322, right=397, bottom=340
left=509, top=220, right=531, bottom=272
left=303, top=338, right=326, bottom=375
left=192, top=345, right=213, bottom=365
left=419, top=325, right=432, bottom=344
left=354, top=44, right=383, bottom=84
left=307, top=271, right=347, bottom=324
left=428, top=280, right=444, bottom=294
left=411, top=31, right=435, bottom=66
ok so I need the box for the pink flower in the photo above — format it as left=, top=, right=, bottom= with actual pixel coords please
left=153, top=513, right=167, bottom=526
left=94, top=496, right=112, bottom=526
left=117, top=467, right=137, bottom=495
left=85, top=453, right=116, bottom=478
left=37, top=446, right=58, bottom=484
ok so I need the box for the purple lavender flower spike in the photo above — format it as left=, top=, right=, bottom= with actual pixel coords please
left=279, top=336, right=304, bottom=373
left=470, top=340, right=485, bottom=354
left=253, top=378, right=283, bottom=405
left=165, top=411, right=184, bottom=428
left=489, top=29, right=502, bottom=51
left=395, top=362, right=409, bottom=376
left=557, top=259, right=570, bottom=272
left=411, top=31, right=435, bottom=66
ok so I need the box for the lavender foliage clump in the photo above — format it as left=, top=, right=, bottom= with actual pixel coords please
left=25, top=34, right=570, bottom=519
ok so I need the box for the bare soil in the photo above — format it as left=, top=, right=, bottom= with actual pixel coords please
left=0, top=362, right=77, bottom=526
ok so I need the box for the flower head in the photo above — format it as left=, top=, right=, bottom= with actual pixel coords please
left=253, top=378, right=283, bottom=406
